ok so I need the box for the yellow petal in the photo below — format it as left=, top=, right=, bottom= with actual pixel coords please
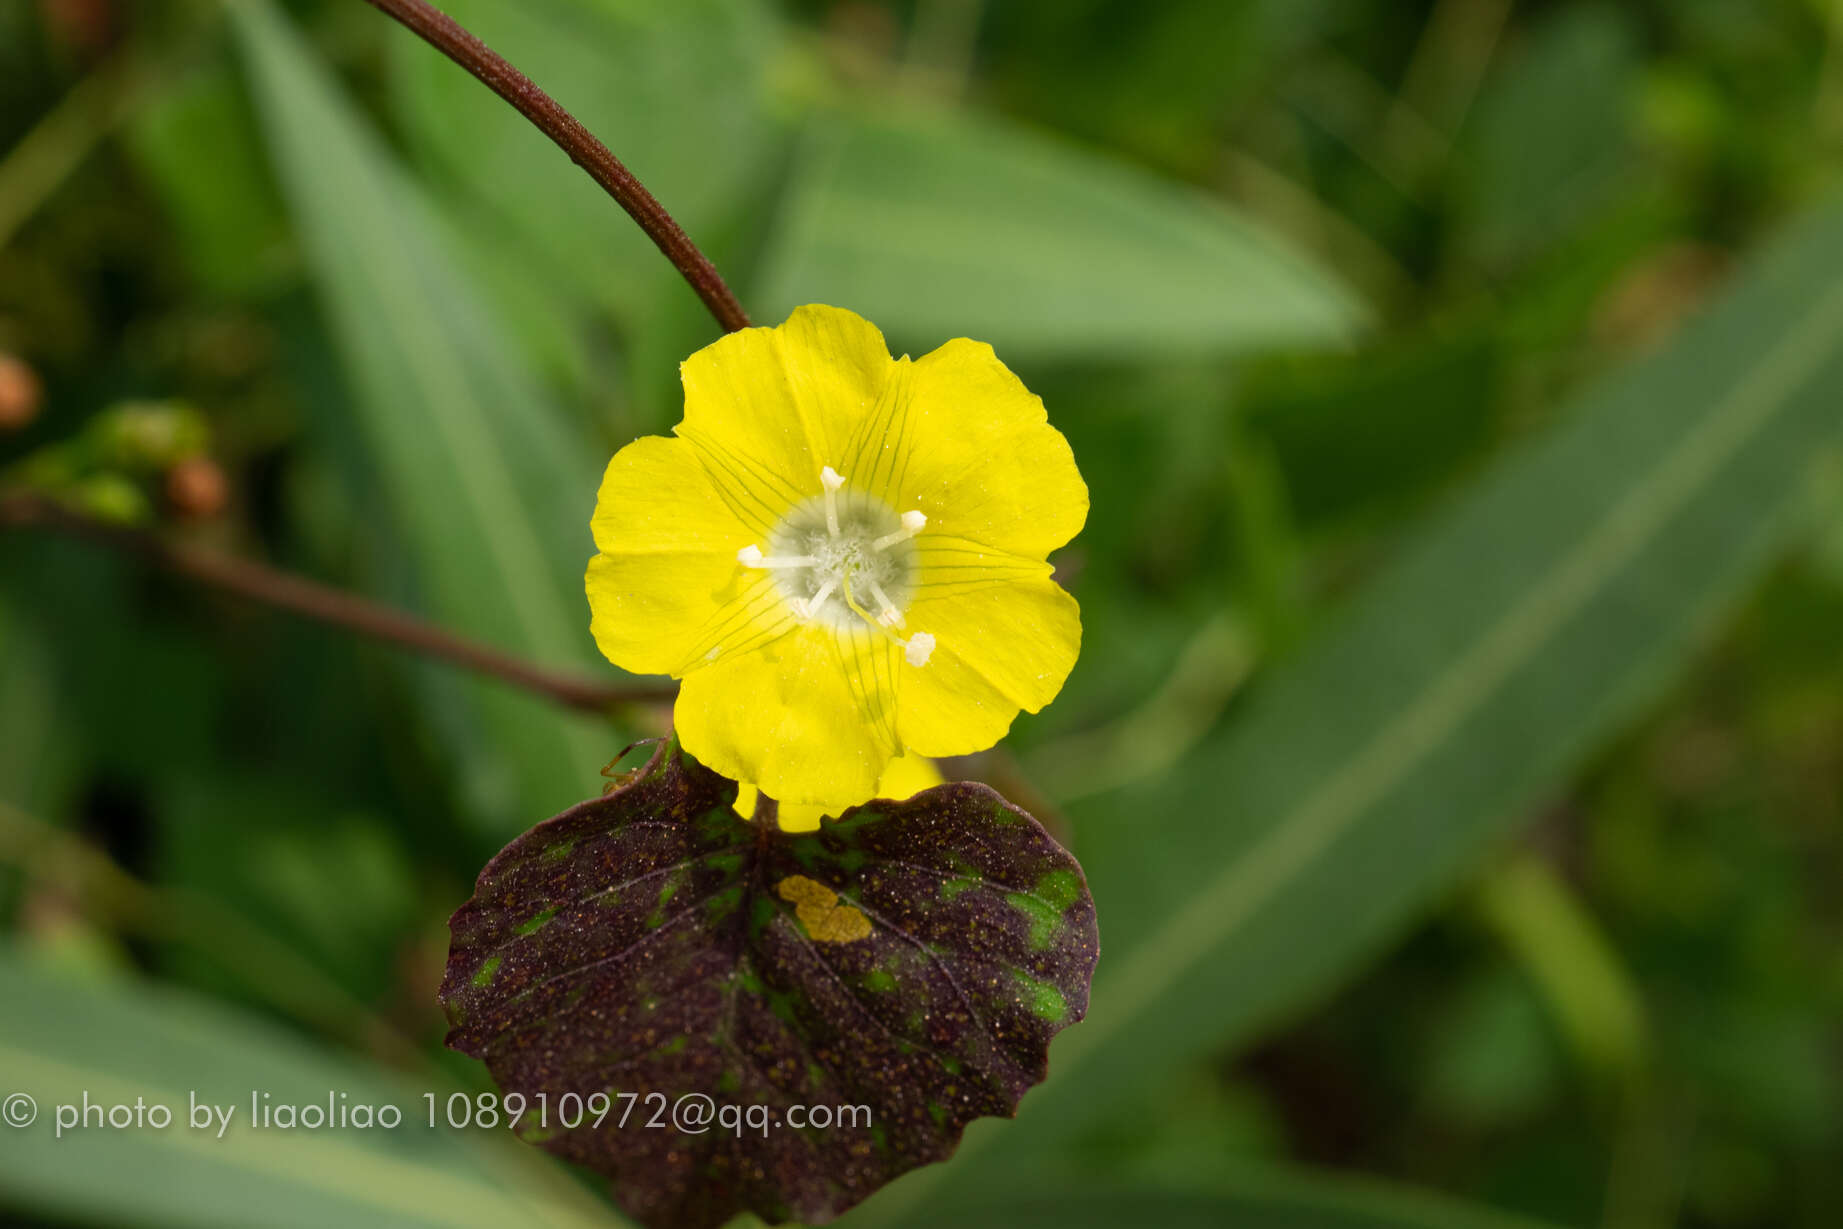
left=587, top=436, right=790, bottom=676
left=833, top=617, right=900, bottom=751
left=731, top=781, right=771, bottom=825
left=677, top=304, right=895, bottom=532
left=733, top=749, right=944, bottom=834
left=913, top=532, right=1055, bottom=600
left=849, top=337, right=1087, bottom=558
left=585, top=435, right=793, bottom=677
left=675, top=623, right=898, bottom=811
left=876, top=749, right=946, bottom=800
left=588, top=433, right=747, bottom=556
left=897, top=578, right=1082, bottom=757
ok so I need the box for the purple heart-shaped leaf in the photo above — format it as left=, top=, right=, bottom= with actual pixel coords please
left=441, top=741, right=1099, bottom=1229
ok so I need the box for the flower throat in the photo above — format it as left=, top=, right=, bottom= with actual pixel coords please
left=737, top=467, right=935, bottom=666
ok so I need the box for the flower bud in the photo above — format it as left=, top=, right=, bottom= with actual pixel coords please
left=74, top=473, right=149, bottom=525
left=164, top=455, right=229, bottom=520
left=0, top=353, right=42, bottom=431
left=91, top=401, right=210, bottom=470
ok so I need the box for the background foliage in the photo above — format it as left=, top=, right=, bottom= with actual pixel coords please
left=3, top=1, right=1842, bottom=1227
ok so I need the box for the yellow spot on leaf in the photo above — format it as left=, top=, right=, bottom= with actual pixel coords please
left=776, top=875, right=872, bottom=943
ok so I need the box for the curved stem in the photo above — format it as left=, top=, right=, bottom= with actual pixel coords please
left=361, top=0, right=751, bottom=334
left=0, top=493, right=674, bottom=714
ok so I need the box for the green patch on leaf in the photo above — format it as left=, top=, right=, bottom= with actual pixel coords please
left=1035, top=868, right=1082, bottom=911
left=1007, top=891, right=1065, bottom=952
left=941, top=875, right=981, bottom=900
left=703, top=851, right=744, bottom=875
left=440, top=741, right=1098, bottom=1229
left=1012, top=970, right=1070, bottom=1023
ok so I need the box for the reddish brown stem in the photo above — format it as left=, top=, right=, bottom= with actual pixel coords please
left=360, top=0, right=751, bottom=334
left=0, top=493, right=673, bottom=714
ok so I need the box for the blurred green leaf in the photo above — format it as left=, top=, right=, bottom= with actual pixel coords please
left=923, top=1176, right=1564, bottom=1229
left=122, top=63, right=292, bottom=297
left=428, top=192, right=599, bottom=407
left=871, top=188, right=1843, bottom=1218
left=0, top=950, right=616, bottom=1228
left=159, top=773, right=417, bottom=1007
left=0, top=594, right=73, bottom=816
left=1820, top=481, right=1843, bottom=583
left=1472, top=853, right=1647, bottom=1082
left=390, top=0, right=779, bottom=330
left=231, top=0, right=619, bottom=835
left=755, top=107, right=1364, bottom=359
left=1420, top=968, right=1563, bottom=1126
left=1452, top=4, right=1641, bottom=273
left=982, top=0, right=1342, bottom=177
left=1239, top=329, right=1502, bottom=529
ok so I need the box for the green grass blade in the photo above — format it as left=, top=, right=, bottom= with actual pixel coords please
left=926, top=1174, right=1566, bottom=1229
left=869, top=192, right=1843, bottom=1217
left=231, top=0, right=617, bottom=836
left=755, top=108, right=1365, bottom=359
left=0, top=952, right=617, bottom=1229
left=389, top=0, right=777, bottom=329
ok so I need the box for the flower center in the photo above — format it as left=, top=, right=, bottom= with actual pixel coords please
left=737, top=466, right=935, bottom=666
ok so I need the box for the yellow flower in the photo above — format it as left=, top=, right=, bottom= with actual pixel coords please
left=586, top=304, right=1085, bottom=811
left=734, top=751, right=945, bottom=834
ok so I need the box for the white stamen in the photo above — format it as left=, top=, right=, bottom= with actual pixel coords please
left=738, top=544, right=818, bottom=569
left=904, top=632, right=935, bottom=667
left=796, top=577, right=838, bottom=621
left=868, top=580, right=904, bottom=628
left=820, top=466, right=844, bottom=536
left=872, top=509, right=927, bottom=551
left=751, top=476, right=921, bottom=640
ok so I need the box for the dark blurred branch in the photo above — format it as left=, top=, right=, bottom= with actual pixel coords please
left=359, top=0, right=751, bottom=334
left=0, top=492, right=674, bottom=713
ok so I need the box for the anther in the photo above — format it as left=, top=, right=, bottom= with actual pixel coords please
left=843, top=578, right=932, bottom=664
left=738, top=544, right=817, bottom=569
left=820, top=466, right=845, bottom=537
left=872, top=509, right=926, bottom=551
left=867, top=580, right=904, bottom=628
